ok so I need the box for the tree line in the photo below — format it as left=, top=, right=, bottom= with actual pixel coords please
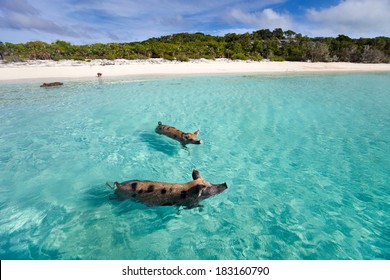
left=1, top=28, right=389, bottom=63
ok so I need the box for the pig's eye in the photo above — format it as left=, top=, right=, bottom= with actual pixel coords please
left=194, top=184, right=206, bottom=190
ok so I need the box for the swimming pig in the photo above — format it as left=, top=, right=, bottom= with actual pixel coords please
left=111, top=169, right=227, bottom=208
left=155, top=121, right=202, bottom=146
left=40, top=82, right=63, bottom=87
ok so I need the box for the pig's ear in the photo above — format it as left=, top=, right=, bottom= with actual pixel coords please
left=192, top=169, right=202, bottom=180
left=193, top=130, right=199, bottom=135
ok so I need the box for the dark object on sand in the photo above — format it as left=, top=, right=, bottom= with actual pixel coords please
left=97, top=73, right=102, bottom=77
left=40, top=82, right=63, bottom=87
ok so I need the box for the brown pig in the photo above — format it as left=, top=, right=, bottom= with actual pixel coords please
left=155, top=122, right=202, bottom=146
left=40, top=82, right=63, bottom=87
left=112, top=169, right=227, bottom=208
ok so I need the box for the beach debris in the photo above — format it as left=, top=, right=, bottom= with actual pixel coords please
left=101, top=61, right=115, bottom=66
left=97, top=72, right=102, bottom=77
left=155, top=121, right=202, bottom=146
left=110, top=169, right=227, bottom=208
left=40, top=82, right=63, bottom=87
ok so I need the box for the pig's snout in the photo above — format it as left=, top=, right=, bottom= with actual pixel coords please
left=219, top=182, right=228, bottom=190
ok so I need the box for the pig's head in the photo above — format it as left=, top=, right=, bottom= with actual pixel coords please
left=191, top=169, right=227, bottom=201
left=182, top=130, right=202, bottom=145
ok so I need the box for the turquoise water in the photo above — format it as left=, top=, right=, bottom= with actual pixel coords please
left=0, top=73, right=389, bottom=260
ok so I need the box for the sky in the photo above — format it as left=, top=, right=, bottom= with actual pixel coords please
left=1, top=0, right=390, bottom=44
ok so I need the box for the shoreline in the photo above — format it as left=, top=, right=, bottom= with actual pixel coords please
left=1, top=58, right=390, bottom=83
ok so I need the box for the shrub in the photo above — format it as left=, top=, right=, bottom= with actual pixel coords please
left=270, top=55, right=285, bottom=61
left=361, top=46, right=387, bottom=63
left=231, top=53, right=247, bottom=60
left=248, top=53, right=263, bottom=61
left=163, top=54, right=175, bottom=61
left=176, top=55, right=190, bottom=62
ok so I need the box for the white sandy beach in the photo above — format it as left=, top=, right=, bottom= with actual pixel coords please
left=1, top=58, right=390, bottom=82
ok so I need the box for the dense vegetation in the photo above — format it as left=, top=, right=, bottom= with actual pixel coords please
left=1, top=28, right=389, bottom=63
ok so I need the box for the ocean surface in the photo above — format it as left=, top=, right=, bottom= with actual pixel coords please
left=0, top=73, right=389, bottom=260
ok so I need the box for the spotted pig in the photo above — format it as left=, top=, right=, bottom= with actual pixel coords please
left=155, top=121, right=202, bottom=146
left=112, top=169, right=227, bottom=208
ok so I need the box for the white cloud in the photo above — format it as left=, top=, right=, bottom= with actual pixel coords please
left=1, top=0, right=389, bottom=43
left=306, top=0, right=390, bottom=37
left=228, top=8, right=293, bottom=31
left=0, top=0, right=85, bottom=39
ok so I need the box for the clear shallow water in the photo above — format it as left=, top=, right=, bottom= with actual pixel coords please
left=0, top=73, right=389, bottom=260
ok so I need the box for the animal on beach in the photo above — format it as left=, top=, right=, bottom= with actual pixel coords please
left=109, top=169, right=227, bottom=208
left=155, top=121, right=202, bottom=146
left=40, top=82, right=63, bottom=87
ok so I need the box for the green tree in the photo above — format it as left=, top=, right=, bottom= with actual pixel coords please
left=0, top=28, right=388, bottom=63
left=284, top=30, right=296, bottom=39
left=25, top=41, right=51, bottom=59
left=253, top=29, right=273, bottom=40
left=0, top=41, right=5, bottom=60
left=272, top=28, right=284, bottom=39
left=305, top=41, right=330, bottom=62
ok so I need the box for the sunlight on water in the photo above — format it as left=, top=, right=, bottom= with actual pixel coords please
left=0, top=73, right=389, bottom=259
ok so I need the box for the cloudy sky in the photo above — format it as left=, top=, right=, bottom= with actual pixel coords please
left=1, top=0, right=389, bottom=44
